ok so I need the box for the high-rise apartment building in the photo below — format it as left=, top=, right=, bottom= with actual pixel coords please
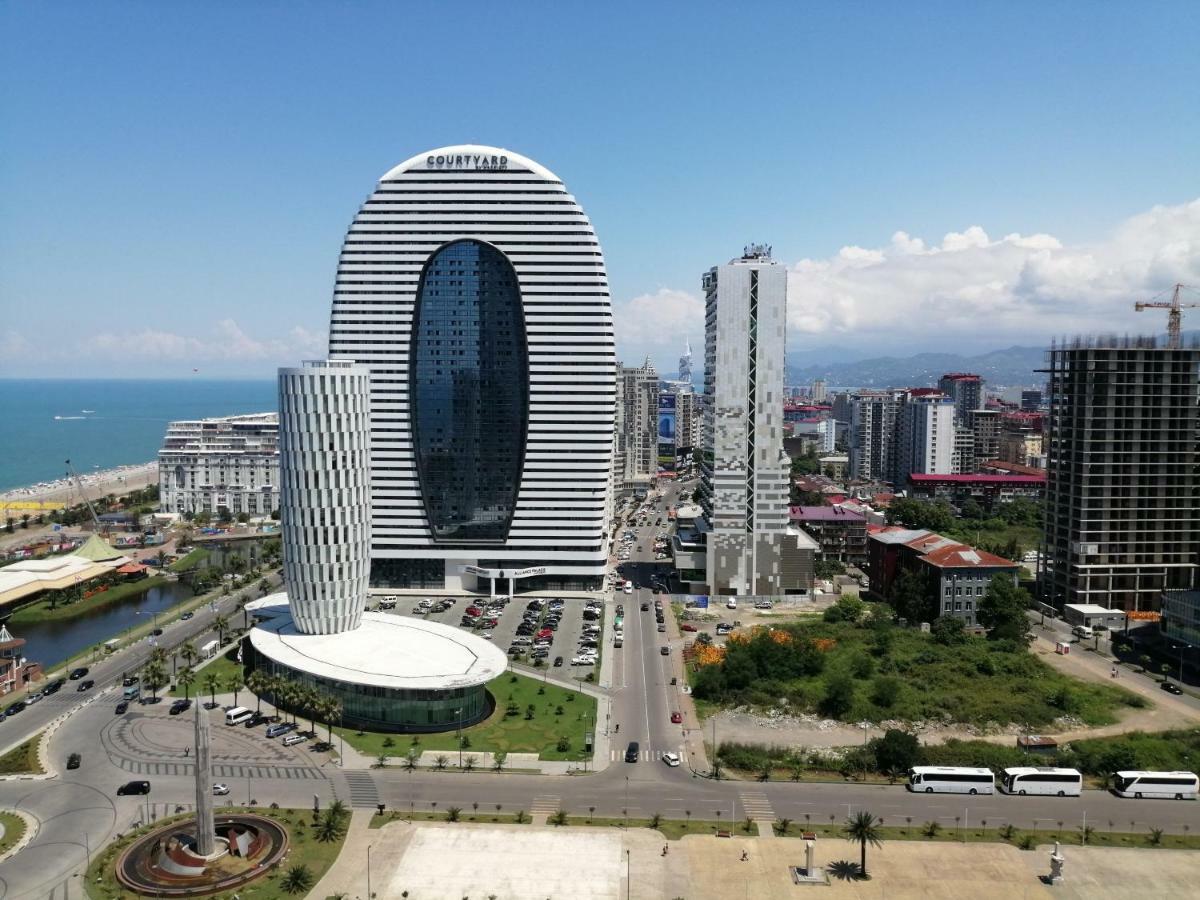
left=811, top=378, right=828, bottom=404
left=158, top=413, right=279, bottom=518
left=1042, top=338, right=1200, bottom=610
left=939, top=373, right=984, bottom=422
left=701, top=246, right=791, bottom=595
left=894, top=391, right=955, bottom=484
left=673, top=388, right=702, bottom=452
left=849, top=390, right=902, bottom=481
left=970, top=409, right=1001, bottom=472
left=327, top=145, right=614, bottom=595
left=614, top=359, right=659, bottom=496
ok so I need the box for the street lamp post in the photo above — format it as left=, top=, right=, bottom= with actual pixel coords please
left=456, top=707, right=463, bottom=768
left=366, top=844, right=372, bottom=900
left=1172, top=643, right=1189, bottom=684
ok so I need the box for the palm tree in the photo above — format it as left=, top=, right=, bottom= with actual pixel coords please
left=226, top=673, right=245, bottom=707
left=213, top=613, right=230, bottom=645
left=202, top=671, right=222, bottom=708
left=318, top=695, right=343, bottom=743
left=176, top=667, right=196, bottom=701
left=842, top=811, right=884, bottom=879
left=143, top=660, right=168, bottom=700
left=149, top=646, right=169, bottom=667
left=302, top=686, right=321, bottom=733
left=246, top=671, right=267, bottom=714
left=178, top=641, right=199, bottom=671
left=281, top=865, right=313, bottom=894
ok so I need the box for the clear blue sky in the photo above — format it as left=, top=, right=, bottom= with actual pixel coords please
left=2, top=1, right=1198, bottom=378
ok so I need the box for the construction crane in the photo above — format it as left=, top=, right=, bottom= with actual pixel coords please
left=64, top=458, right=101, bottom=530
left=1134, top=283, right=1200, bottom=348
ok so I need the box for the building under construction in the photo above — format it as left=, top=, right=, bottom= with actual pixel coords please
left=1041, top=335, right=1200, bottom=611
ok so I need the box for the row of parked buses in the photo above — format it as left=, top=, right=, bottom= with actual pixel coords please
left=907, top=766, right=1199, bottom=800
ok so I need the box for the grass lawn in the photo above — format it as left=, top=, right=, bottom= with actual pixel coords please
left=169, top=650, right=246, bottom=699
left=690, top=618, right=1143, bottom=729
left=169, top=547, right=210, bottom=571
left=84, top=806, right=346, bottom=900
left=336, top=671, right=597, bottom=762
left=0, top=810, right=26, bottom=855
left=0, top=736, right=43, bottom=776
left=9, top=576, right=167, bottom=626
left=943, top=523, right=1042, bottom=556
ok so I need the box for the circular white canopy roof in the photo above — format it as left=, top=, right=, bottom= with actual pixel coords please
left=250, top=610, right=508, bottom=691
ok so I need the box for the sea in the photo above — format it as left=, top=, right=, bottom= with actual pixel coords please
left=0, top=379, right=277, bottom=493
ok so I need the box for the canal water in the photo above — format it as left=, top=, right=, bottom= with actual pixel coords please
left=14, top=578, right=196, bottom=669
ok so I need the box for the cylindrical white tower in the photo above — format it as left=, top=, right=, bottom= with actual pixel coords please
left=278, top=359, right=372, bottom=634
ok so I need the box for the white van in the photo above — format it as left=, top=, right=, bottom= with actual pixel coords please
left=225, top=706, right=253, bottom=726
left=1072, top=625, right=1094, bottom=639
left=726, top=598, right=737, bottom=610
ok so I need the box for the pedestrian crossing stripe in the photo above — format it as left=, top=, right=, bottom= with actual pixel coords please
left=739, top=791, right=775, bottom=821
left=530, top=795, right=561, bottom=814
left=608, top=746, right=686, bottom=763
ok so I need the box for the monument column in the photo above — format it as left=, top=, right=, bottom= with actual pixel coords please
left=193, top=702, right=215, bottom=855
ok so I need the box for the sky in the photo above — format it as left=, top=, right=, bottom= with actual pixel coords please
left=2, top=1, right=1198, bottom=379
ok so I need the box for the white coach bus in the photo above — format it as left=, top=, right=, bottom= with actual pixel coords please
left=1112, top=770, right=1199, bottom=800
left=1000, top=767, right=1083, bottom=796
left=908, top=766, right=995, bottom=795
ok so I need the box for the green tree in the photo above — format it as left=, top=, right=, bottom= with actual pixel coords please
left=212, top=613, right=230, bottom=645
left=869, top=676, right=901, bottom=708
left=202, top=671, right=222, bottom=707
left=820, top=674, right=855, bottom=719
left=226, top=672, right=245, bottom=707
left=868, top=729, right=922, bottom=774
left=143, top=660, right=168, bottom=700
left=842, top=811, right=884, bottom=878
left=977, top=576, right=1032, bottom=642
left=176, top=666, right=196, bottom=700
left=892, top=567, right=937, bottom=625
left=823, top=596, right=865, bottom=624
left=246, top=670, right=268, bottom=714
left=178, top=640, right=199, bottom=671
left=931, top=615, right=968, bottom=645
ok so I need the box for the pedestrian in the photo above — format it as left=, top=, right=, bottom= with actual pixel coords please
left=741, top=849, right=749, bottom=861
left=184, top=746, right=190, bottom=757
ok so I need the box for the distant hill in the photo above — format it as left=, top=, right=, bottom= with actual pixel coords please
left=787, top=345, right=1048, bottom=389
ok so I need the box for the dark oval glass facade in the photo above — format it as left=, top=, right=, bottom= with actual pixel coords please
left=411, top=240, right=528, bottom=543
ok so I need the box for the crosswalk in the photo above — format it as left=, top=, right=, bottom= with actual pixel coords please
left=739, top=790, right=776, bottom=822
left=113, top=757, right=325, bottom=780
left=343, top=771, right=380, bottom=807
left=608, top=746, right=685, bottom=764
left=530, top=795, right=562, bottom=817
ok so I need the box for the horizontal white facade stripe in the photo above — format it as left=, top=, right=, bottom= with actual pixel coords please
left=329, top=145, right=614, bottom=582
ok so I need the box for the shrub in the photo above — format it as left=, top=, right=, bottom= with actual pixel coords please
left=556, top=736, right=570, bottom=752
left=820, top=674, right=855, bottom=719
left=922, top=821, right=941, bottom=838
left=868, top=729, right=921, bottom=773
left=870, top=676, right=901, bottom=708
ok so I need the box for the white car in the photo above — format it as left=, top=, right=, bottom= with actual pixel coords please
left=662, top=752, right=681, bottom=767
left=571, top=656, right=597, bottom=666
left=212, top=783, right=230, bottom=795
left=480, top=632, right=494, bottom=640
left=754, top=600, right=773, bottom=610
left=624, top=583, right=634, bottom=594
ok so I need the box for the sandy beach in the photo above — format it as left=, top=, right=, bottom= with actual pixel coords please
left=0, top=461, right=159, bottom=505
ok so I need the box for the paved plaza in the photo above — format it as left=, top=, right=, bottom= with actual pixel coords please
left=313, top=816, right=1200, bottom=900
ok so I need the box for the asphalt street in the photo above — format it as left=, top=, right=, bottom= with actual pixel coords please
left=5, top=530, right=1200, bottom=898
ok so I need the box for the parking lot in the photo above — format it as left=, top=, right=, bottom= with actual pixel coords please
left=376, top=593, right=608, bottom=687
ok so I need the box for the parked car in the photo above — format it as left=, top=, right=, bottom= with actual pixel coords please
left=66, top=753, right=82, bottom=770
left=553, top=655, right=564, bottom=667
left=169, top=699, right=191, bottom=715
left=117, top=780, right=151, bottom=796
left=660, top=646, right=670, bottom=655
left=266, top=722, right=297, bottom=739
left=77, top=680, right=94, bottom=692
left=282, top=733, right=309, bottom=747
left=1161, top=681, right=1184, bottom=695
left=24, top=692, right=44, bottom=706
left=681, top=624, right=697, bottom=632
left=212, top=783, right=230, bottom=795
left=151, top=628, right=164, bottom=637
left=670, top=711, right=682, bottom=724
left=69, top=668, right=89, bottom=680
left=181, top=611, right=194, bottom=621
left=115, top=701, right=129, bottom=715
left=43, top=679, right=65, bottom=695
left=3, top=703, right=22, bottom=717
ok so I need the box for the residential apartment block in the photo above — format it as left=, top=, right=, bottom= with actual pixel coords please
left=158, top=413, right=279, bottom=518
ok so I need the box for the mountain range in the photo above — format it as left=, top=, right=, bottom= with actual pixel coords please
left=786, top=345, right=1048, bottom=390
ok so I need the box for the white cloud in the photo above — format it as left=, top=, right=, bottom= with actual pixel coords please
left=786, top=197, right=1200, bottom=345
left=81, top=320, right=328, bottom=368
left=613, top=288, right=704, bottom=367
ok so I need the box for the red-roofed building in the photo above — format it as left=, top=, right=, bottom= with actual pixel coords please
left=866, top=527, right=1019, bottom=626
left=919, top=544, right=1020, bottom=626
left=906, top=471, right=1045, bottom=508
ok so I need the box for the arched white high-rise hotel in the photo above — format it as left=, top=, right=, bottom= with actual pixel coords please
left=329, top=145, right=616, bottom=595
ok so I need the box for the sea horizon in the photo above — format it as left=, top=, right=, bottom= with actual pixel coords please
left=0, top=378, right=278, bottom=493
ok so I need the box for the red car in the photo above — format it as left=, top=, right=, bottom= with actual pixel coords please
left=670, top=712, right=682, bottom=724
left=465, top=606, right=483, bottom=617
left=482, top=618, right=499, bottom=628
left=537, top=628, right=554, bottom=640
left=681, top=624, right=698, bottom=632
